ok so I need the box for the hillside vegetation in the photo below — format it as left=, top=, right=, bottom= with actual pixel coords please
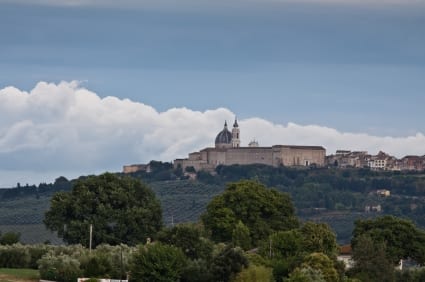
left=1, top=162, right=425, bottom=244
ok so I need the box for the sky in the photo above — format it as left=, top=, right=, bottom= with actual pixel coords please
left=0, top=0, right=424, bottom=187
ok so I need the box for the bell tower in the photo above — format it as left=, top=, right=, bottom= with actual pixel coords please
left=232, top=118, right=240, bottom=148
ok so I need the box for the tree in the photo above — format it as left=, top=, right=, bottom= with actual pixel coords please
left=349, top=235, right=394, bottom=282
left=0, top=231, right=21, bottom=245
left=157, top=223, right=213, bottom=261
left=232, top=265, right=274, bottom=282
left=260, top=229, right=303, bottom=260
left=300, top=222, right=338, bottom=259
left=202, top=180, right=299, bottom=245
left=300, top=253, right=338, bottom=282
left=210, top=245, right=249, bottom=282
left=352, top=215, right=425, bottom=264
left=130, top=243, right=188, bottom=282
left=258, top=223, right=339, bottom=282
left=287, top=266, right=326, bottom=282
left=232, top=221, right=251, bottom=251
left=44, top=173, right=163, bottom=247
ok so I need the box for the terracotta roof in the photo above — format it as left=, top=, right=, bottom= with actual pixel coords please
left=339, top=244, right=352, bottom=255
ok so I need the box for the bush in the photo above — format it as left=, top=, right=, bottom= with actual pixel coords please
left=82, top=254, right=112, bottom=278
left=232, top=265, right=274, bottom=282
left=80, top=244, right=132, bottom=279
left=210, top=245, right=249, bottom=282
left=38, top=252, right=82, bottom=282
left=28, top=244, right=52, bottom=269
left=181, top=259, right=214, bottom=282
left=0, top=243, right=31, bottom=268
left=130, top=243, right=188, bottom=282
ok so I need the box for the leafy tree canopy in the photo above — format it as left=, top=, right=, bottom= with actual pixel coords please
left=300, top=222, right=338, bottom=259
left=157, top=223, right=213, bottom=261
left=130, top=243, right=188, bottom=282
left=352, top=215, right=425, bottom=264
left=259, top=222, right=338, bottom=261
left=0, top=231, right=21, bottom=245
left=44, top=173, right=163, bottom=247
left=210, top=245, right=248, bottom=282
left=349, top=235, right=394, bottom=282
left=232, top=220, right=251, bottom=251
left=287, top=266, right=326, bottom=282
left=300, top=252, right=338, bottom=282
left=201, top=180, right=299, bottom=245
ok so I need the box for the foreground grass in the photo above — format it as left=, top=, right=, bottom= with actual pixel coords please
left=0, top=268, right=39, bottom=282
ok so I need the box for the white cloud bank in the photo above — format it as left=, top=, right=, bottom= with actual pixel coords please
left=0, top=81, right=424, bottom=186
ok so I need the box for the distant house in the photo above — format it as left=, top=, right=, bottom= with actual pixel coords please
left=365, top=204, right=382, bottom=213
left=367, top=151, right=401, bottom=171
left=368, top=151, right=390, bottom=170
left=376, top=189, right=391, bottom=197
left=122, top=163, right=150, bottom=174
left=400, top=155, right=425, bottom=171
left=337, top=245, right=354, bottom=269
left=326, top=150, right=369, bottom=168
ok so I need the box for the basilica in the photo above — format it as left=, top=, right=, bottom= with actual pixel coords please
left=174, top=118, right=326, bottom=172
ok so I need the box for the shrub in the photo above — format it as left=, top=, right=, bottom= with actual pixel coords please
left=0, top=243, right=31, bottom=268
left=38, top=252, right=82, bottom=282
left=130, top=243, right=188, bottom=282
left=210, top=245, right=249, bottom=282
left=93, top=244, right=132, bottom=279
left=81, top=254, right=112, bottom=278
left=232, top=265, right=274, bottom=282
left=28, top=244, right=52, bottom=269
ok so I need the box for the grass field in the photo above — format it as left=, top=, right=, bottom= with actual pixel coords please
left=0, top=268, right=39, bottom=282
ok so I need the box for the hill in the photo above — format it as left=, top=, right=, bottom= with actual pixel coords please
left=1, top=163, right=425, bottom=244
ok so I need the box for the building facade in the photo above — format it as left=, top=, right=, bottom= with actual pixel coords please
left=174, top=119, right=326, bottom=172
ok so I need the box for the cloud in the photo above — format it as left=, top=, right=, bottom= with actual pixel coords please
left=0, top=81, right=424, bottom=186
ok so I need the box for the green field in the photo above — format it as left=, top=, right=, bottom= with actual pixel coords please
left=0, top=268, right=39, bottom=282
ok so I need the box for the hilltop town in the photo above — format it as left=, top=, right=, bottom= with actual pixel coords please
left=124, top=118, right=425, bottom=174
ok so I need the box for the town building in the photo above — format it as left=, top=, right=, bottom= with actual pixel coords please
left=326, top=150, right=370, bottom=168
left=174, top=119, right=326, bottom=172
left=122, top=164, right=151, bottom=174
left=399, top=155, right=425, bottom=171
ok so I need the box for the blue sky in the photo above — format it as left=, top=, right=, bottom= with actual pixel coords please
left=0, top=0, right=424, bottom=186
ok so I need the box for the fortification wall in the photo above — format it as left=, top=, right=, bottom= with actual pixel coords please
left=225, top=147, right=274, bottom=166
left=279, top=147, right=325, bottom=166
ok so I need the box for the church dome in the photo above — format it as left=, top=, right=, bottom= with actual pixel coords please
left=215, top=121, right=232, bottom=145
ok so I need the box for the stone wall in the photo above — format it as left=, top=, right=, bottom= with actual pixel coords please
left=224, top=147, right=274, bottom=166
left=174, top=145, right=326, bottom=172
left=277, top=146, right=326, bottom=167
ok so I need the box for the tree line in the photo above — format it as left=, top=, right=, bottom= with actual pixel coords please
left=1, top=173, right=423, bottom=281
